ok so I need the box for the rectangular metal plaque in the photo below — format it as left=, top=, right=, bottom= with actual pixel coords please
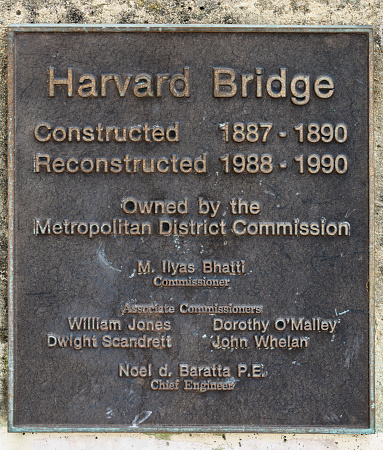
left=8, top=25, right=374, bottom=433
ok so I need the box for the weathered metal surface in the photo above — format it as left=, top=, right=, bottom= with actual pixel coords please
left=8, top=25, right=374, bottom=433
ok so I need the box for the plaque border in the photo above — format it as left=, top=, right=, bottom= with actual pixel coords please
left=7, top=24, right=375, bottom=434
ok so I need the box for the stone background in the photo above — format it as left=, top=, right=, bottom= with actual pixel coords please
left=0, top=1, right=382, bottom=448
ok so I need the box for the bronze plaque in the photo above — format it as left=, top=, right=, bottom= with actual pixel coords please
left=8, top=25, right=374, bottom=433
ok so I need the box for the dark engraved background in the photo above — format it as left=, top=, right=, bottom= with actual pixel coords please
left=11, top=31, right=370, bottom=429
